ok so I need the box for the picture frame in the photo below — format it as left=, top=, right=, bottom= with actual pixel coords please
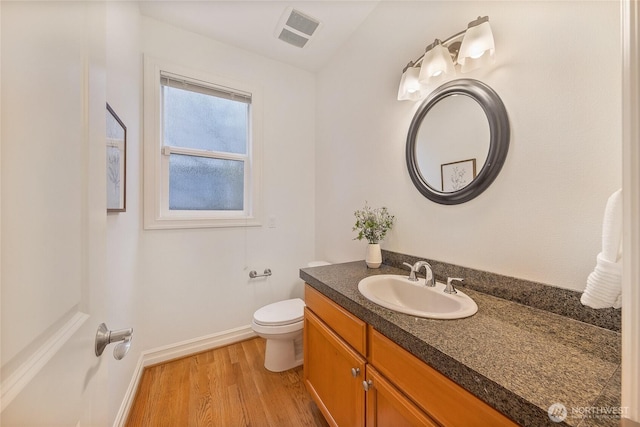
left=441, top=158, right=477, bottom=192
left=106, top=103, right=127, bottom=212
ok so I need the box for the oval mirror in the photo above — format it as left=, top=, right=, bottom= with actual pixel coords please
left=406, top=79, right=510, bottom=205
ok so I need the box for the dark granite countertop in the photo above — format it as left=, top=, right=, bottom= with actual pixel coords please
left=300, top=261, right=621, bottom=427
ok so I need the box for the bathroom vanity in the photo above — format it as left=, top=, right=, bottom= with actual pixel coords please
left=300, top=261, right=621, bottom=427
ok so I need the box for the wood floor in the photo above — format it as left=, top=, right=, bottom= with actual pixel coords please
left=126, top=337, right=329, bottom=427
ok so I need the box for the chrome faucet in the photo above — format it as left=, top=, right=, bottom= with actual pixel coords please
left=402, top=261, right=436, bottom=287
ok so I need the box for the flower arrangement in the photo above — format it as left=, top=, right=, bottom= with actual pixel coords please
left=353, top=203, right=395, bottom=244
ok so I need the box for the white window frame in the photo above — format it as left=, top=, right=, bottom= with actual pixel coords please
left=143, top=56, right=262, bottom=229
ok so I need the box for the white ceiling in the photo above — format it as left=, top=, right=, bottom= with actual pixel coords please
left=138, top=1, right=380, bottom=72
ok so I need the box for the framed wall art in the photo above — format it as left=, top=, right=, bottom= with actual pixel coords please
left=106, top=103, right=127, bottom=212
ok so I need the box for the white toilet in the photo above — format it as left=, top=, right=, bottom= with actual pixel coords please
left=251, top=298, right=305, bottom=372
left=251, top=261, right=330, bottom=372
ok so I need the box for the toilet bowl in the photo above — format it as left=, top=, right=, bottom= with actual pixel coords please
left=251, top=298, right=305, bottom=372
left=251, top=261, right=331, bottom=372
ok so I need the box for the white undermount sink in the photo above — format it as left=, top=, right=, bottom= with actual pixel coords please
left=358, top=274, right=478, bottom=319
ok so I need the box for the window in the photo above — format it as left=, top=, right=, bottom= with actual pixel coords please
left=144, top=57, right=262, bottom=229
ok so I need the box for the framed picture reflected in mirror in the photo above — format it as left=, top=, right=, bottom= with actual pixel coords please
left=106, top=103, right=126, bottom=212
left=441, top=158, right=477, bottom=193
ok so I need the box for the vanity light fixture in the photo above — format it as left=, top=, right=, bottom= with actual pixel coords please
left=397, top=16, right=495, bottom=101
left=457, top=16, right=495, bottom=72
left=397, top=61, right=425, bottom=101
left=418, top=39, right=456, bottom=86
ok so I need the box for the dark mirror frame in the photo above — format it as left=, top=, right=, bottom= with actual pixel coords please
left=406, top=79, right=510, bottom=205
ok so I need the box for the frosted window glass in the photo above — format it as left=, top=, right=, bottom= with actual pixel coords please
left=163, top=85, right=248, bottom=154
left=169, top=154, right=244, bottom=211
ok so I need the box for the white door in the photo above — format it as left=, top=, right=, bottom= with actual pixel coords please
left=1, top=2, right=109, bottom=425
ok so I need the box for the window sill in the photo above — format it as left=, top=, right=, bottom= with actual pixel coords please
left=143, top=215, right=262, bottom=230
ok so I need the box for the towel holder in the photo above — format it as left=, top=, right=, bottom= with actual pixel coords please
left=249, top=268, right=272, bottom=279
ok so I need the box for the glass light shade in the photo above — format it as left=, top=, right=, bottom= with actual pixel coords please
left=418, top=43, right=455, bottom=85
left=458, top=19, right=495, bottom=73
left=397, top=65, right=424, bottom=101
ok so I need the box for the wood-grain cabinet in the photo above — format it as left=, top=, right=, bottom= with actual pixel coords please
left=303, top=284, right=517, bottom=427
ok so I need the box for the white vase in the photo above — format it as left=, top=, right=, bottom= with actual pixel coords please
left=366, top=243, right=382, bottom=268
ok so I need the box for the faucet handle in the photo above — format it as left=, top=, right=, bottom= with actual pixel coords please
left=402, top=262, right=418, bottom=281
left=445, top=277, right=464, bottom=294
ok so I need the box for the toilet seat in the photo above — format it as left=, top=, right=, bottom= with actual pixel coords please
left=252, top=298, right=305, bottom=327
left=251, top=319, right=303, bottom=336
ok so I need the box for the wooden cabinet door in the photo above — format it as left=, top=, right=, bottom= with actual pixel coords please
left=365, top=366, right=438, bottom=427
left=305, top=285, right=367, bottom=354
left=304, top=308, right=366, bottom=427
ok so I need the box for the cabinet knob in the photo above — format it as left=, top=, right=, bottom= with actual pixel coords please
left=362, top=380, right=373, bottom=391
left=351, top=367, right=360, bottom=377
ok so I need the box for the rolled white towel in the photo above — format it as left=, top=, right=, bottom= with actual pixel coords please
left=601, top=189, right=622, bottom=263
left=596, top=252, right=622, bottom=276
left=580, top=267, right=622, bottom=308
left=582, top=252, right=622, bottom=309
left=581, top=294, right=608, bottom=309
left=590, top=271, right=621, bottom=285
left=585, top=279, right=620, bottom=300
left=581, top=189, right=624, bottom=309
left=614, top=293, right=622, bottom=309
left=589, top=269, right=621, bottom=285
left=582, top=286, right=621, bottom=309
left=587, top=277, right=618, bottom=291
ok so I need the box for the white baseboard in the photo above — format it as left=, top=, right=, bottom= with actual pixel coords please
left=113, top=325, right=256, bottom=427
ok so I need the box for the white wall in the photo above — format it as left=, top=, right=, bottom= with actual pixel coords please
left=315, top=1, right=622, bottom=292
left=138, top=14, right=316, bottom=341
left=104, top=10, right=317, bottom=423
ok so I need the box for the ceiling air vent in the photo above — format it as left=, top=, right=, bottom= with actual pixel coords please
left=275, top=7, right=322, bottom=48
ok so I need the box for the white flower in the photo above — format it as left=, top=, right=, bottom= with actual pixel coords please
left=353, top=203, right=395, bottom=244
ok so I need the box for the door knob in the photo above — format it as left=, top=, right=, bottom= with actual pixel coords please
left=95, top=323, right=133, bottom=360
left=113, top=336, right=132, bottom=360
